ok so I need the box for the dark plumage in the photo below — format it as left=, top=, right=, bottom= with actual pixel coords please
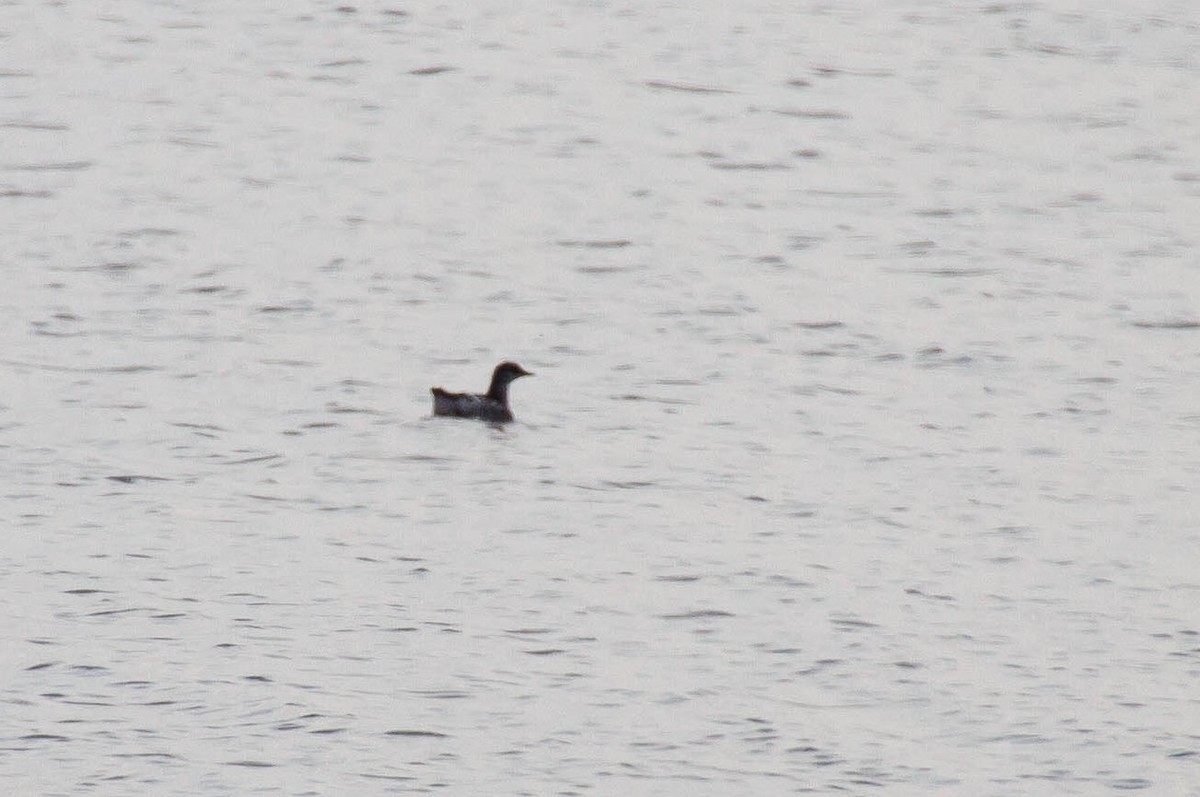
left=431, top=361, right=533, bottom=422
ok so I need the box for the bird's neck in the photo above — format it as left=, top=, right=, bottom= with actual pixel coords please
left=486, top=380, right=509, bottom=404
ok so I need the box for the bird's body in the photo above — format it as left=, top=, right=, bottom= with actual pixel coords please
left=431, top=361, right=532, bottom=422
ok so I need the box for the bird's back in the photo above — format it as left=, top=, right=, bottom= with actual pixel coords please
left=431, top=388, right=513, bottom=422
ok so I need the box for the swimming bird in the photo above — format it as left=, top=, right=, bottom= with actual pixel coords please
left=431, top=361, right=533, bottom=422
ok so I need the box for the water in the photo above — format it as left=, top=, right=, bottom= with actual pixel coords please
left=2, top=1, right=1198, bottom=794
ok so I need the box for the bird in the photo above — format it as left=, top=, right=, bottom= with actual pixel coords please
left=431, top=361, right=533, bottom=422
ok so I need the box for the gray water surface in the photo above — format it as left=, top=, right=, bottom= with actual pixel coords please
left=2, top=2, right=1198, bottom=794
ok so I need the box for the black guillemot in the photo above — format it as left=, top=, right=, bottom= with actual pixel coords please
left=431, top=361, right=533, bottom=422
